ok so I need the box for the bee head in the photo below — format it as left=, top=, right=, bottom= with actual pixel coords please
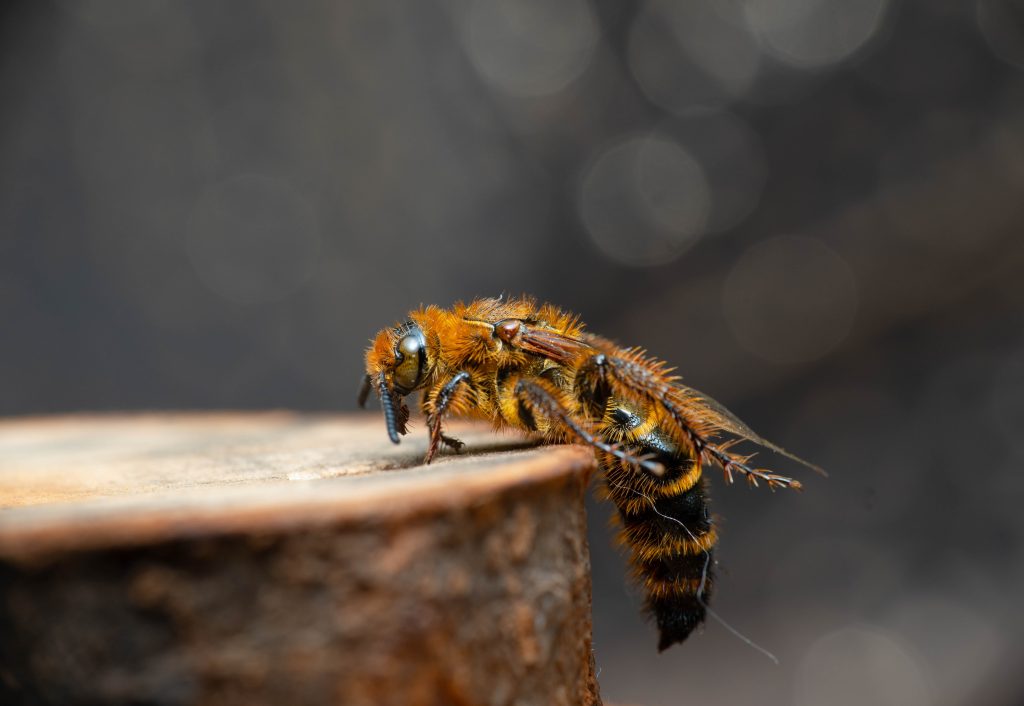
left=360, top=321, right=429, bottom=443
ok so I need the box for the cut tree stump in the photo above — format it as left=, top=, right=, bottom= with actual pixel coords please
left=0, top=413, right=602, bottom=706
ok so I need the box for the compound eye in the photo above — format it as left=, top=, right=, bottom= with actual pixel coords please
left=393, top=333, right=425, bottom=392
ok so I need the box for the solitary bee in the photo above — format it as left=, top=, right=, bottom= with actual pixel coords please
left=359, top=296, right=820, bottom=651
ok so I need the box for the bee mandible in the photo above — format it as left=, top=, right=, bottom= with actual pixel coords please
left=359, top=296, right=821, bottom=651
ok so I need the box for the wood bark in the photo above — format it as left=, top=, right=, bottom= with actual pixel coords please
left=0, top=413, right=602, bottom=706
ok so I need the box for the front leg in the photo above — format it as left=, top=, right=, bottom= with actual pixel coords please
left=424, top=371, right=471, bottom=464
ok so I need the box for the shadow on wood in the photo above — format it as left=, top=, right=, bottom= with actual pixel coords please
left=0, top=413, right=602, bottom=706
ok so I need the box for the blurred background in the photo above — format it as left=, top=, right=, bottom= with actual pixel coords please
left=2, top=0, right=1024, bottom=704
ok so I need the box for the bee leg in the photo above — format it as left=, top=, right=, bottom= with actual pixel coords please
left=425, top=371, right=471, bottom=464
left=596, top=355, right=802, bottom=491
left=702, top=445, right=802, bottom=490
left=440, top=434, right=465, bottom=452
left=513, top=379, right=665, bottom=476
left=357, top=374, right=372, bottom=408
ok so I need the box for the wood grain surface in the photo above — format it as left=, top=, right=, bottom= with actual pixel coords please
left=0, top=413, right=602, bottom=706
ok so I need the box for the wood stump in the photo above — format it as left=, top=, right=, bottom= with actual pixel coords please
left=0, top=413, right=602, bottom=706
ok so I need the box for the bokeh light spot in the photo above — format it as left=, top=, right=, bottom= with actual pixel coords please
left=977, top=0, right=1024, bottom=70
left=459, top=0, right=599, bottom=97
left=886, top=594, right=1001, bottom=706
left=627, top=0, right=761, bottom=112
left=186, top=175, right=320, bottom=305
left=796, top=626, right=930, bottom=706
left=662, top=111, right=767, bottom=234
left=723, top=236, right=858, bottom=364
left=743, top=0, right=891, bottom=70
left=578, top=135, right=711, bottom=267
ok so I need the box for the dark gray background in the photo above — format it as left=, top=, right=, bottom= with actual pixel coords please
left=3, top=1, right=1024, bottom=704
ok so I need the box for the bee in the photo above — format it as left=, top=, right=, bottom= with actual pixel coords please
left=359, top=296, right=821, bottom=651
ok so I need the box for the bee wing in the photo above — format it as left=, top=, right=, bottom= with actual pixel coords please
left=670, top=383, right=827, bottom=477
left=516, top=324, right=825, bottom=478
left=516, top=325, right=595, bottom=363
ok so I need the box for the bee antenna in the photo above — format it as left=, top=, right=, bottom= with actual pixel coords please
left=378, top=372, right=402, bottom=444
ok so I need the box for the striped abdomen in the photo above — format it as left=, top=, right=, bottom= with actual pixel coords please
left=601, top=404, right=717, bottom=651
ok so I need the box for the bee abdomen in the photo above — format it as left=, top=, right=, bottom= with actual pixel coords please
left=632, top=478, right=715, bottom=651
left=603, top=422, right=717, bottom=652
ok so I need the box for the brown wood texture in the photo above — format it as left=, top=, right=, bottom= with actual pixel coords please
left=0, top=413, right=602, bottom=706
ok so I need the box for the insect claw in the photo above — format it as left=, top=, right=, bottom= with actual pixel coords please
left=441, top=433, right=464, bottom=452
left=739, top=468, right=802, bottom=492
